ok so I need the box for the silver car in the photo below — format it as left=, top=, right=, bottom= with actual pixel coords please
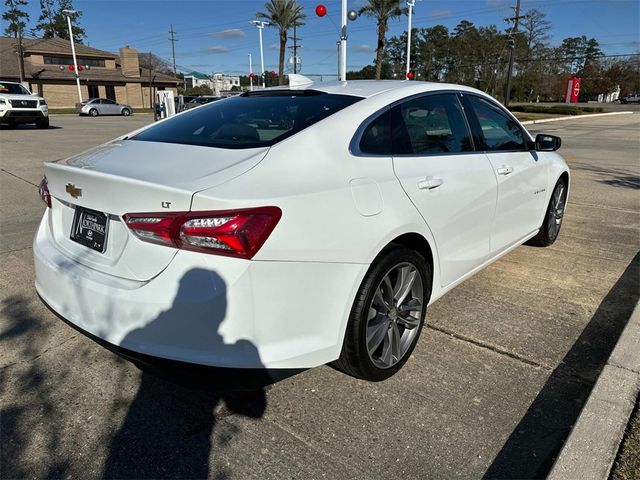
left=76, top=98, right=133, bottom=116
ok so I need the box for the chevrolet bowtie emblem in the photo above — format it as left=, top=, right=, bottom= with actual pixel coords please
left=65, top=183, right=82, bottom=198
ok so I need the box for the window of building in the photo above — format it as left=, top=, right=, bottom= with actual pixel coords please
left=43, top=55, right=106, bottom=67
left=87, top=84, right=99, bottom=99
left=105, top=85, right=116, bottom=101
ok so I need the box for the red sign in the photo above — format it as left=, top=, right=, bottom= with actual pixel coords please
left=564, top=76, right=581, bottom=103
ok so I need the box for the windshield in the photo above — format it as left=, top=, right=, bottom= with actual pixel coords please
left=0, top=83, right=31, bottom=95
left=132, top=91, right=362, bottom=149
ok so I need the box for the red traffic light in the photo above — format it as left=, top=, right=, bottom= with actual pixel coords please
left=68, top=65, right=74, bottom=71
left=315, top=4, right=327, bottom=17
left=406, top=71, right=414, bottom=80
left=78, top=65, right=84, bottom=72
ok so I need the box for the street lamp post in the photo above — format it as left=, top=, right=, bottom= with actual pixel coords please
left=62, top=9, right=82, bottom=103
left=406, top=0, right=416, bottom=78
left=250, top=20, right=270, bottom=88
left=249, top=53, right=253, bottom=91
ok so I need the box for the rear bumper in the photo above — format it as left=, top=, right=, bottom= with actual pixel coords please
left=34, top=213, right=367, bottom=369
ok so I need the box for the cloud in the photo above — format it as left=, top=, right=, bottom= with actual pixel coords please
left=268, top=43, right=279, bottom=51
left=431, top=9, right=452, bottom=19
left=353, top=44, right=374, bottom=54
left=210, top=28, right=245, bottom=39
left=206, top=46, right=229, bottom=54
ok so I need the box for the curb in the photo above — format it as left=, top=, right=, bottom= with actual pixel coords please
left=521, top=111, right=635, bottom=125
left=548, top=300, right=640, bottom=480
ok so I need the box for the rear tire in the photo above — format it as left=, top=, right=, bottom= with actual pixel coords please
left=36, top=117, right=49, bottom=129
left=528, top=178, right=568, bottom=247
left=89, top=108, right=98, bottom=117
left=121, top=108, right=131, bottom=116
left=333, top=246, right=431, bottom=381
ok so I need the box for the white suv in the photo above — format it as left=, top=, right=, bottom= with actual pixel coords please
left=0, top=81, right=49, bottom=128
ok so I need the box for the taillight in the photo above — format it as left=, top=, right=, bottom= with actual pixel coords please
left=123, top=207, right=281, bottom=259
left=38, top=177, right=51, bottom=208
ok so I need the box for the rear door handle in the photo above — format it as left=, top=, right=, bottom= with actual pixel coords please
left=417, top=176, right=444, bottom=190
left=496, top=165, right=514, bottom=176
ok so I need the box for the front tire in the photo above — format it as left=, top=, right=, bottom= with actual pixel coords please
left=334, top=246, right=431, bottom=381
left=529, top=178, right=568, bottom=247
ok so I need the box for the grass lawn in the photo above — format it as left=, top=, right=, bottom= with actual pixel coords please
left=611, top=397, right=640, bottom=480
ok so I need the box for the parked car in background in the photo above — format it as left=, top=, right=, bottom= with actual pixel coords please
left=619, top=94, right=640, bottom=104
left=183, top=96, right=219, bottom=110
left=76, top=98, right=133, bottom=116
left=0, top=80, right=49, bottom=128
left=35, top=78, right=569, bottom=382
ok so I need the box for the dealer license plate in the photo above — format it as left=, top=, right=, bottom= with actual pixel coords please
left=70, top=207, right=109, bottom=253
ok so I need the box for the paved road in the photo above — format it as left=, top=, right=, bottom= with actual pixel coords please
left=1, top=113, right=639, bottom=479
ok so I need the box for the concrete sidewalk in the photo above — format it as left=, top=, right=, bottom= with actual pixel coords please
left=549, top=300, right=640, bottom=479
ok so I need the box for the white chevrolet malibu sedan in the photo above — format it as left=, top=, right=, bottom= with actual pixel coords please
left=34, top=78, right=569, bottom=381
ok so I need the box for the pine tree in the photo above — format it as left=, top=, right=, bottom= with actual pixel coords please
left=33, top=0, right=86, bottom=42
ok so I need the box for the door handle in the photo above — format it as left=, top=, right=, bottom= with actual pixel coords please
left=417, top=176, right=444, bottom=190
left=496, top=165, right=514, bottom=176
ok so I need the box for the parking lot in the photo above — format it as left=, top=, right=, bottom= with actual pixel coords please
left=1, top=113, right=639, bottom=479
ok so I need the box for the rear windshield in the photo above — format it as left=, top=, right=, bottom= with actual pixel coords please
left=0, top=83, right=30, bottom=95
left=131, top=91, right=362, bottom=149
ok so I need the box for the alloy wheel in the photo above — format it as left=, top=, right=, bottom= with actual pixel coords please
left=366, top=262, right=424, bottom=369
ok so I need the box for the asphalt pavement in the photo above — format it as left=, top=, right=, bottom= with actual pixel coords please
left=1, top=113, right=639, bottom=479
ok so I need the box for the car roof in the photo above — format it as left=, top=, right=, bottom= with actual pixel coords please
left=266, top=79, right=487, bottom=99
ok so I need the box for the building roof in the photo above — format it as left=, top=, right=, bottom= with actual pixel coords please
left=0, top=37, right=179, bottom=86
left=0, top=36, right=116, bottom=59
left=184, top=71, right=210, bottom=80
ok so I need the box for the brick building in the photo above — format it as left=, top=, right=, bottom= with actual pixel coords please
left=0, top=36, right=179, bottom=108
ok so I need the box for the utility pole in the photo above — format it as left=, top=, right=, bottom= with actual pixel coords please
left=503, top=0, right=524, bottom=106
left=16, top=29, right=25, bottom=83
left=339, top=0, right=347, bottom=81
left=406, top=0, right=415, bottom=78
left=250, top=20, right=270, bottom=88
left=288, top=24, right=302, bottom=74
left=169, top=24, right=178, bottom=78
left=62, top=9, right=82, bottom=103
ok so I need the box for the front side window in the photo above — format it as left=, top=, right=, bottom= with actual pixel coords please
left=465, top=96, right=526, bottom=151
left=132, top=91, right=362, bottom=149
left=392, top=94, right=473, bottom=155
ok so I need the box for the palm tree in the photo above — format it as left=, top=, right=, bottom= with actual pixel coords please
left=359, top=0, right=405, bottom=80
left=256, top=0, right=305, bottom=85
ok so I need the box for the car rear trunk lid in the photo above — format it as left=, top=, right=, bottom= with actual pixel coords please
left=43, top=140, right=269, bottom=281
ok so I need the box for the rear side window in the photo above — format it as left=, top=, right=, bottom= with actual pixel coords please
left=359, top=110, right=392, bottom=155
left=465, top=96, right=526, bottom=151
left=392, top=94, right=474, bottom=155
left=132, top=91, right=362, bottom=149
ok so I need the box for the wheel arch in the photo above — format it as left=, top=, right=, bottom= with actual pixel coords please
left=376, top=232, right=437, bottom=303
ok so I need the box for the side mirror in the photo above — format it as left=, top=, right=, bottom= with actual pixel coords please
left=535, top=133, right=561, bottom=151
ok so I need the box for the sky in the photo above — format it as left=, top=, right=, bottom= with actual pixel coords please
left=6, top=0, right=640, bottom=80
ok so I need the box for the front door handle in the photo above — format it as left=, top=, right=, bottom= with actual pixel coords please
left=417, top=176, right=444, bottom=190
left=496, top=165, right=514, bottom=176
